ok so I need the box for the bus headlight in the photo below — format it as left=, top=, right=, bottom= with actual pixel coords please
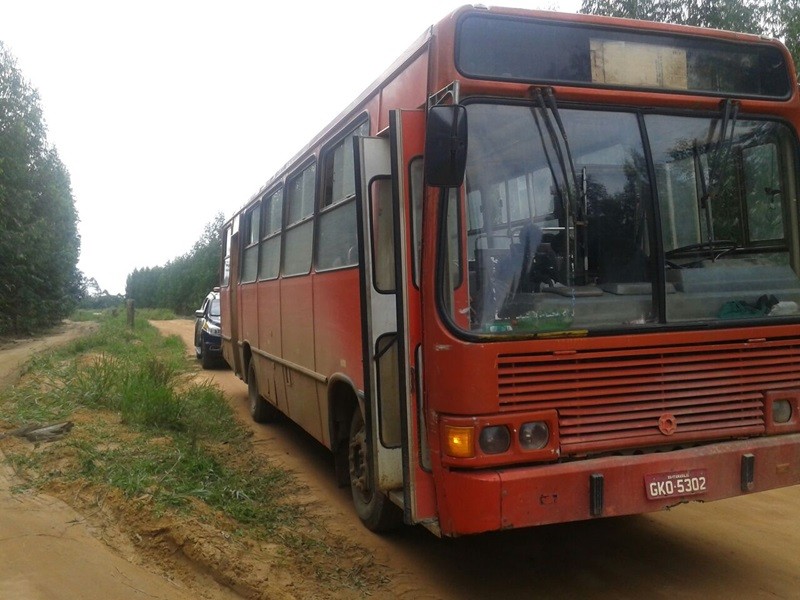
left=519, top=421, right=549, bottom=450
left=773, top=399, right=792, bottom=424
left=479, top=425, right=511, bottom=454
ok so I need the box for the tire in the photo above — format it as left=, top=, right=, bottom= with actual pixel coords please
left=248, top=362, right=278, bottom=423
left=198, top=342, right=212, bottom=369
left=348, top=408, right=402, bottom=532
left=200, top=343, right=214, bottom=369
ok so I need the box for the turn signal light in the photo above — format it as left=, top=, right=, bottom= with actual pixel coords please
left=444, top=425, right=475, bottom=458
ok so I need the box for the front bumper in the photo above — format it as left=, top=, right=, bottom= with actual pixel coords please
left=436, top=434, right=800, bottom=536
left=201, top=332, right=223, bottom=356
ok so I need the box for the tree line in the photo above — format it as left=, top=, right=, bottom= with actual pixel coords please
left=0, top=42, right=82, bottom=335
left=125, top=213, right=224, bottom=315
left=580, top=0, right=799, bottom=66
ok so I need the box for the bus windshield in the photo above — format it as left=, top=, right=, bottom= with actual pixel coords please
left=443, top=102, right=800, bottom=335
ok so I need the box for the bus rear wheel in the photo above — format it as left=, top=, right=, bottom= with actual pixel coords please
left=248, top=362, right=278, bottom=423
left=348, top=408, right=402, bottom=532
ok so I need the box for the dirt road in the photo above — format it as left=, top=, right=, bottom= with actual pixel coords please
left=156, top=319, right=800, bottom=600
left=0, top=321, right=214, bottom=600
left=0, top=321, right=97, bottom=388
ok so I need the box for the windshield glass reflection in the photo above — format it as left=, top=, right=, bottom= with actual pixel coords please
left=441, top=103, right=800, bottom=336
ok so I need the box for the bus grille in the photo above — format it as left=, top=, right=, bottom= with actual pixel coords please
left=497, top=337, right=800, bottom=455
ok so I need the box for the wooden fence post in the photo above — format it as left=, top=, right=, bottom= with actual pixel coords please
left=126, top=299, right=135, bottom=328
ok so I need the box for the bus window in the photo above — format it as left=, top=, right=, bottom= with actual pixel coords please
left=743, top=143, right=784, bottom=242
left=441, top=187, right=462, bottom=320
left=259, top=188, right=283, bottom=280
left=241, top=203, right=260, bottom=283
left=322, top=120, right=370, bottom=208
left=453, top=104, right=654, bottom=333
left=655, top=154, right=701, bottom=250
left=647, top=115, right=799, bottom=322
left=376, top=334, right=401, bottom=447
left=318, top=201, right=359, bottom=270
left=317, top=120, right=369, bottom=270
left=410, top=158, right=424, bottom=287
left=283, top=163, right=316, bottom=276
left=222, top=225, right=232, bottom=286
left=371, top=178, right=395, bottom=292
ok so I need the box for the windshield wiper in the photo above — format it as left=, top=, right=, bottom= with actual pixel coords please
left=529, top=87, right=585, bottom=285
left=699, top=99, right=740, bottom=244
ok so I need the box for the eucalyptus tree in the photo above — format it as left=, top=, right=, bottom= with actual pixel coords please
left=0, top=42, right=81, bottom=334
left=125, top=213, right=224, bottom=314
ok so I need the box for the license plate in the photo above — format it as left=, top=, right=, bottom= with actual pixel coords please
left=645, top=469, right=708, bottom=500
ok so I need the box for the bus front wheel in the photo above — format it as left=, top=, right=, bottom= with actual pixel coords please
left=348, top=408, right=402, bottom=532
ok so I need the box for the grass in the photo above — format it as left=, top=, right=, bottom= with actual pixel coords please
left=0, top=312, right=279, bottom=519
left=0, top=309, right=387, bottom=594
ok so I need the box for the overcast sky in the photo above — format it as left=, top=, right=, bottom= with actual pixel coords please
left=1, top=0, right=581, bottom=295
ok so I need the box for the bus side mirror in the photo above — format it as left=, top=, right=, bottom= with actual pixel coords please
left=424, top=105, right=468, bottom=187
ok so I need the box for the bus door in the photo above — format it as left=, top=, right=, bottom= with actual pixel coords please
left=355, top=109, right=437, bottom=529
left=222, top=224, right=244, bottom=378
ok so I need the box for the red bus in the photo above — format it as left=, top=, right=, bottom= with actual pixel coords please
left=221, top=5, right=800, bottom=536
